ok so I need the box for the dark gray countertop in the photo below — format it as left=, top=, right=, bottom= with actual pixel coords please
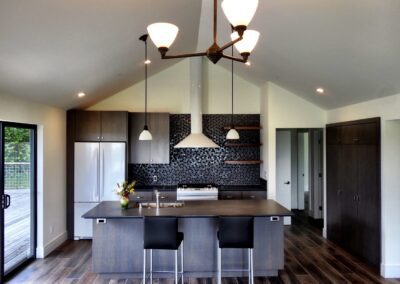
left=82, top=200, right=292, bottom=219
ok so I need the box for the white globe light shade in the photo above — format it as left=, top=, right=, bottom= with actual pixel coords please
left=139, top=129, right=153, bottom=141
left=222, top=0, right=259, bottom=28
left=226, top=128, right=240, bottom=140
left=147, top=23, right=179, bottom=49
left=231, top=30, right=260, bottom=54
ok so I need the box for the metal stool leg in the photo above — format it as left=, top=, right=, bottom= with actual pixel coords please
left=150, top=249, right=153, bottom=283
left=248, top=249, right=251, bottom=282
left=175, top=250, right=178, bottom=283
left=217, top=246, right=222, bottom=284
left=250, top=248, right=254, bottom=284
left=181, top=241, right=184, bottom=283
left=143, top=249, right=146, bottom=284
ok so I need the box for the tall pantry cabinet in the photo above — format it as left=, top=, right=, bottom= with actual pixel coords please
left=326, top=117, right=381, bottom=270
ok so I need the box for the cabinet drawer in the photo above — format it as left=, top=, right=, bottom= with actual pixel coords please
left=242, top=191, right=266, bottom=200
left=131, top=192, right=152, bottom=202
left=154, top=191, right=177, bottom=202
left=219, top=191, right=242, bottom=200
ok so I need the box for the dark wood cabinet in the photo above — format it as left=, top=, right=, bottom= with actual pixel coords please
left=218, top=190, right=266, bottom=200
left=129, top=113, right=170, bottom=164
left=326, top=117, right=380, bottom=270
left=74, top=110, right=128, bottom=142
left=74, top=111, right=101, bottom=141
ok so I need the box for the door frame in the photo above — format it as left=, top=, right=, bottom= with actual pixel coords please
left=0, top=121, right=37, bottom=282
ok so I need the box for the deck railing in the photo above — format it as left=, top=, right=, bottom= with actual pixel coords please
left=4, top=162, right=31, bottom=190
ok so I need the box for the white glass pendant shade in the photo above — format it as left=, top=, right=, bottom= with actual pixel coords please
left=147, top=23, right=179, bottom=49
left=139, top=126, right=153, bottom=141
left=231, top=30, right=260, bottom=54
left=222, top=0, right=259, bottom=28
left=226, top=128, right=240, bottom=140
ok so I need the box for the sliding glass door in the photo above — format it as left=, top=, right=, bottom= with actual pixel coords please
left=0, top=122, right=36, bottom=282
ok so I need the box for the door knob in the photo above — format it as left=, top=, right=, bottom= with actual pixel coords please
left=284, top=181, right=290, bottom=185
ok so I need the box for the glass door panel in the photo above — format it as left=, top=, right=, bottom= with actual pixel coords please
left=1, top=123, right=36, bottom=279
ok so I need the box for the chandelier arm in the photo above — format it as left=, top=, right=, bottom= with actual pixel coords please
left=213, top=0, right=217, bottom=44
left=218, top=37, right=243, bottom=52
left=222, top=54, right=247, bottom=63
left=161, top=51, right=207, bottom=59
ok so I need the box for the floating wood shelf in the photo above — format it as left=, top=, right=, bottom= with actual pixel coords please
left=223, top=126, right=262, bottom=130
left=224, top=160, right=263, bottom=165
left=225, top=143, right=263, bottom=147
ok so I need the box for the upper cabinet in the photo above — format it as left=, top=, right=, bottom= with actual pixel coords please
left=326, top=119, right=379, bottom=145
left=74, top=111, right=128, bottom=142
left=129, top=113, right=170, bottom=164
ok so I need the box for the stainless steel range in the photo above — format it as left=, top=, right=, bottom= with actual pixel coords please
left=177, top=184, right=218, bottom=201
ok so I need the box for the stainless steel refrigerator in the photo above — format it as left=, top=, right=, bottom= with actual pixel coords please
left=74, top=142, right=126, bottom=239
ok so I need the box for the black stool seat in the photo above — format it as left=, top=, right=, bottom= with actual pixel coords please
left=144, top=217, right=184, bottom=250
left=217, top=216, right=254, bottom=249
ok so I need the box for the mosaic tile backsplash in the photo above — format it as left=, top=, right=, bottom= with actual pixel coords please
left=129, top=114, right=261, bottom=186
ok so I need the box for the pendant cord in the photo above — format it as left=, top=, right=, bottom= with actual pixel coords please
left=231, top=45, right=234, bottom=127
left=213, top=0, right=217, bottom=44
left=145, top=39, right=148, bottom=127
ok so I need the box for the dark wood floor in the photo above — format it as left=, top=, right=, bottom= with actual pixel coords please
left=7, top=213, right=400, bottom=284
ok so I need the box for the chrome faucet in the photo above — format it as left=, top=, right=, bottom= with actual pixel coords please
left=155, top=190, right=160, bottom=209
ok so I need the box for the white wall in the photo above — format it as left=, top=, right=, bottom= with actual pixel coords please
left=260, top=83, right=326, bottom=203
left=0, top=92, right=66, bottom=258
left=88, top=59, right=261, bottom=114
left=327, top=93, right=400, bottom=278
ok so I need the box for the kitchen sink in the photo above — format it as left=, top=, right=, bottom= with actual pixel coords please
left=137, top=202, right=184, bottom=209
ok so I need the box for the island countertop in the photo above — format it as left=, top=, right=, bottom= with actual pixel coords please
left=82, top=199, right=292, bottom=219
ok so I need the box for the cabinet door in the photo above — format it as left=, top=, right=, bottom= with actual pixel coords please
left=153, top=191, right=177, bottom=202
left=326, top=126, right=342, bottom=145
left=131, top=191, right=152, bottom=202
left=129, top=113, right=151, bottom=164
left=75, top=111, right=101, bottom=141
left=338, top=145, right=360, bottom=253
left=326, top=144, right=342, bottom=244
left=242, top=191, right=266, bottom=200
left=148, top=113, right=170, bottom=164
left=341, top=123, right=378, bottom=145
left=101, top=112, right=128, bottom=142
left=356, top=145, right=380, bottom=268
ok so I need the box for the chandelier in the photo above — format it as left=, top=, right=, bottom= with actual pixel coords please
left=146, top=0, right=260, bottom=64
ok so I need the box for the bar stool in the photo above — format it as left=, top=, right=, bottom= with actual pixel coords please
left=217, top=216, right=254, bottom=284
left=143, top=216, right=184, bottom=284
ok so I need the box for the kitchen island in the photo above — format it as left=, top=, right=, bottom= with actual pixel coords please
left=83, top=200, right=292, bottom=278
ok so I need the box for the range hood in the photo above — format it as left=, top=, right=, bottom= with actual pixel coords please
left=174, top=58, right=219, bottom=148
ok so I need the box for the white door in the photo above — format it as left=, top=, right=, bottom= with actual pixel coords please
left=100, top=143, right=126, bottom=201
left=74, top=143, right=100, bottom=202
left=74, top=202, right=99, bottom=239
left=276, top=130, right=292, bottom=224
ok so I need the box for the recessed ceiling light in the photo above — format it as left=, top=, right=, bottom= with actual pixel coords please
left=77, top=92, right=86, bottom=98
left=144, top=59, right=151, bottom=65
left=316, top=88, right=325, bottom=94
left=245, top=61, right=251, bottom=66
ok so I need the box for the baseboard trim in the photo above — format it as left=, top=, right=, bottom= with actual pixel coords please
left=381, top=263, right=400, bottom=278
left=36, top=231, right=68, bottom=258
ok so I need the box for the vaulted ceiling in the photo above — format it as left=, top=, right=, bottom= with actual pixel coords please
left=1, top=0, right=400, bottom=110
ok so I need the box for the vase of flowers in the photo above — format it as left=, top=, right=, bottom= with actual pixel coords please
left=116, top=181, right=136, bottom=209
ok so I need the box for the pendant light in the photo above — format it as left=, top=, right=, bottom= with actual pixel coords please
left=226, top=45, right=240, bottom=140
left=138, top=34, right=153, bottom=141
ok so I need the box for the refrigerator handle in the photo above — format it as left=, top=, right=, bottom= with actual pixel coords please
left=101, top=146, right=105, bottom=200
left=96, top=146, right=100, bottom=202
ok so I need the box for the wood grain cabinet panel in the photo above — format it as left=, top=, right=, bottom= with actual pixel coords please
left=129, top=113, right=170, bottom=164
left=242, top=191, right=266, bottom=200
left=326, top=117, right=380, bottom=270
left=100, top=112, right=128, bottom=142
left=74, top=110, right=128, bottom=142
left=74, top=111, right=101, bottom=141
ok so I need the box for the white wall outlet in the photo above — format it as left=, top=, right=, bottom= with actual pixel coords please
left=153, top=175, right=158, bottom=182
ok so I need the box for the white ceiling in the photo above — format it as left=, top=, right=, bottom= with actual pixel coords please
left=1, top=0, right=400, bottom=109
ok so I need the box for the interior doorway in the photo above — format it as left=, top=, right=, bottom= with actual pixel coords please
left=0, top=122, right=37, bottom=282
left=276, top=128, right=324, bottom=229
